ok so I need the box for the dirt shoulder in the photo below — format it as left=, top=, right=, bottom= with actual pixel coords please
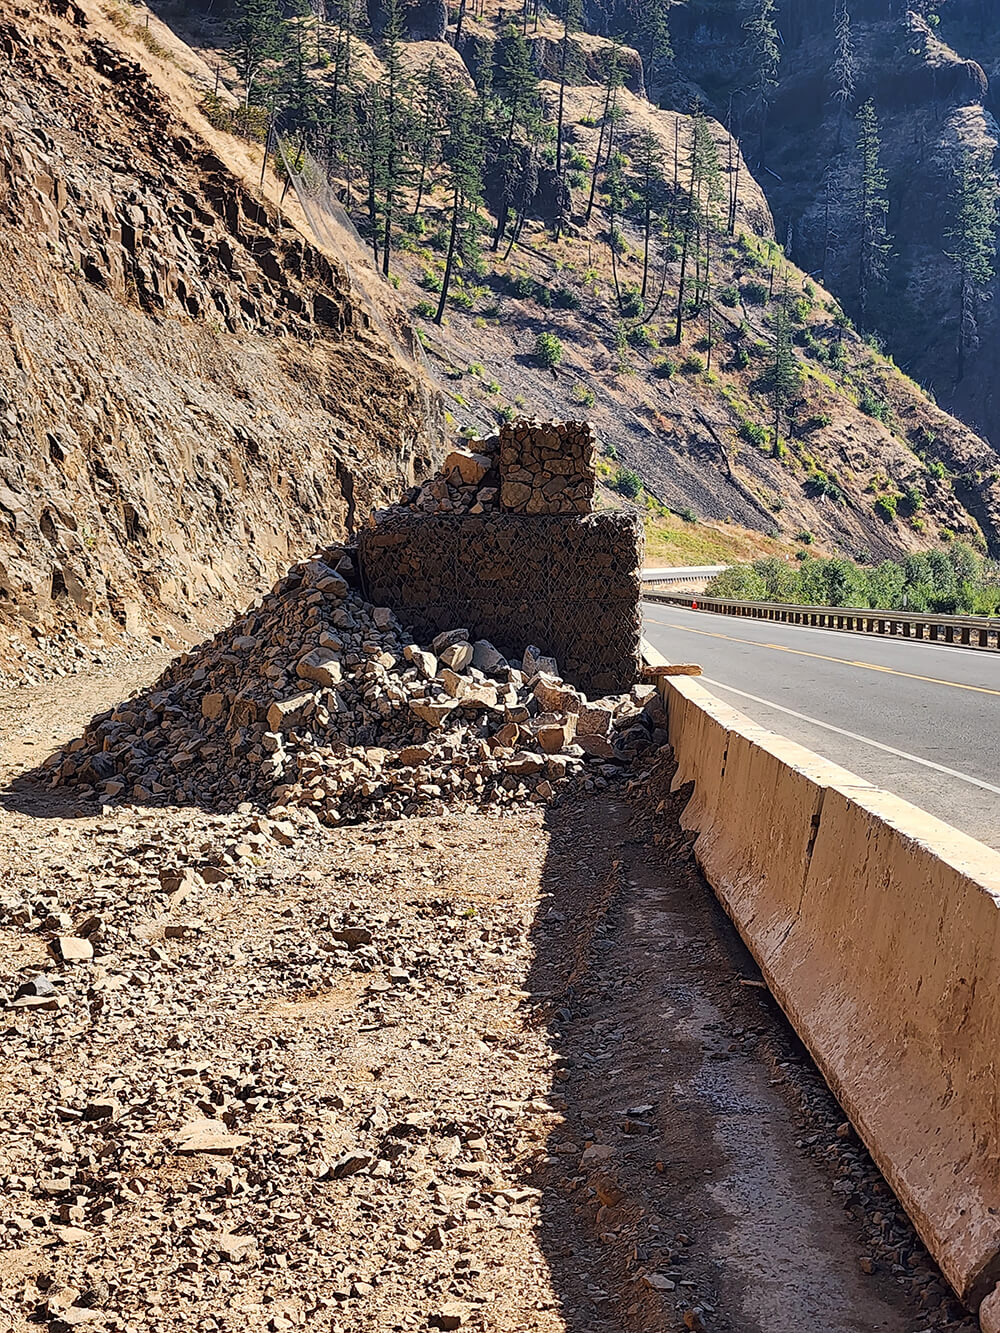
left=0, top=665, right=975, bottom=1333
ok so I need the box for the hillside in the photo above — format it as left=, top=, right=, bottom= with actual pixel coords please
left=146, top=0, right=1000, bottom=565
left=669, top=0, right=1000, bottom=496
left=4, top=0, right=1000, bottom=691
left=0, top=0, right=438, bottom=684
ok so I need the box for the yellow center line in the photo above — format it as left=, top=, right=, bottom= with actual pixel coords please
left=643, top=617, right=1000, bottom=698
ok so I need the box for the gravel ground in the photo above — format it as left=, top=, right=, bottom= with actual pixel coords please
left=0, top=666, right=979, bottom=1333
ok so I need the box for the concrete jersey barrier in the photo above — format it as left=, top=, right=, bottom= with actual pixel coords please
left=643, top=640, right=1000, bottom=1317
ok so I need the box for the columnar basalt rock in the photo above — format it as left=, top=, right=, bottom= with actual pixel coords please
left=498, top=419, right=596, bottom=516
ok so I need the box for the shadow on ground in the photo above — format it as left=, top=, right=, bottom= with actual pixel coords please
left=521, top=756, right=976, bottom=1333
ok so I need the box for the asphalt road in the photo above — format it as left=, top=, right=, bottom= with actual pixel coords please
left=642, top=602, right=1000, bottom=851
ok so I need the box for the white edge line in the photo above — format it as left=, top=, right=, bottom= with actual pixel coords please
left=700, top=676, right=1000, bottom=799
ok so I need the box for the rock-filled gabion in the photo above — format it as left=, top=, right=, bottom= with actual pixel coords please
left=498, top=419, right=595, bottom=515
left=386, top=418, right=596, bottom=520
left=358, top=510, right=643, bottom=697
left=46, top=546, right=665, bottom=824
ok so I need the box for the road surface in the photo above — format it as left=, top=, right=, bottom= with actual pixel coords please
left=642, top=601, right=1000, bottom=851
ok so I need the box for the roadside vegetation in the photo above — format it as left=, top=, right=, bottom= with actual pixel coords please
left=706, top=543, right=1000, bottom=614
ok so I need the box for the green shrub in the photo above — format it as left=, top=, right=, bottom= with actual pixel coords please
left=612, top=467, right=642, bottom=499
left=680, top=352, right=705, bottom=374
left=554, top=285, right=581, bottom=309
left=742, top=279, right=769, bottom=305
left=653, top=357, right=677, bottom=379
left=534, top=332, right=564, bottom=369
left=679, top=506, right=697, bottom=523
left=572, top=383, right=596, bottom=407
left=413, top=299, right=436, bottom=319
left=718, top=285, right=739, bottom=307
left=627, top=323, right=657, bottom=348
left=875, top=493, right=898, bottom=521
left=860, top=391, right=890, bottom=422
left=740, top=420, right=768, bottom=448
left=796, top=528, right=814, bottom=544
left=509, top=273, right=536, bottom=299
left=420, top=269, right=443, bottom=292
left=804, top=470, right=845, bottom=503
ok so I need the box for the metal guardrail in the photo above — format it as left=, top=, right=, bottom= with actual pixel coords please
left=643, top=591, right=1000, bottom=651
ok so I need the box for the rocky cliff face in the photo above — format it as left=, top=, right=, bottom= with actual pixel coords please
left=0, top=0, right=436, bottom=683
left=670, top=0, right=1000, bottom=479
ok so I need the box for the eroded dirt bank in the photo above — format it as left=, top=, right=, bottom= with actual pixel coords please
left=0, top=667, right=976, bottom=1333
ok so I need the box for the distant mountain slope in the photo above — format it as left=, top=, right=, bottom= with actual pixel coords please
left=669, top=0, right=1000, bottom=513
left=153, top=0, right=1000, bottom=560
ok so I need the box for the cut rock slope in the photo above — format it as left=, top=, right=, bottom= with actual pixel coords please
left=0, top=0, right=436, bottom=682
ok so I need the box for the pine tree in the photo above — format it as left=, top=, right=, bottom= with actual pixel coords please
left=585, top=38, right=623, bottom=224
left=692, top=115, right=723, bottom=310
left=282, top=0, right=319, bottom=148
left=742, top=0, right=779, bottom=161
left=326, top=0, right=365, bottom=128
left=453, top=0, right=469, bottom=48
left=229, top=0, right=287, bottom=112
left=378, top=0, right=412, bottom=276
left=767, top=270, right=802, bottom=453
left=503, top=146, right=540, bottom=259
left=944, top=146, right=998, bottom=382
left=555, top=0, right=582, bottom=177
left=854, top=98, right=891, bottom=325
left=436, top=84, right=485, bottom=323
left=412, top=60, right=445, bottom=219
left=360, top=83, right=388, bottom=265
left=492, top=24, right=541, bottom=250
left=673, top=103, right=721, bottom=342
left=725, top=96, right=743, bottom=235
left=831, top=0, right=856, bottom=121
left=632, top=130, right=666, bottom=300
left=638, top=0, right=673, bottom=91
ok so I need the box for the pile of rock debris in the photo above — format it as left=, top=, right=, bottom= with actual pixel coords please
left=47, top=544, right=664, bottom=824
left=392, top=434, right=502, bottom=517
